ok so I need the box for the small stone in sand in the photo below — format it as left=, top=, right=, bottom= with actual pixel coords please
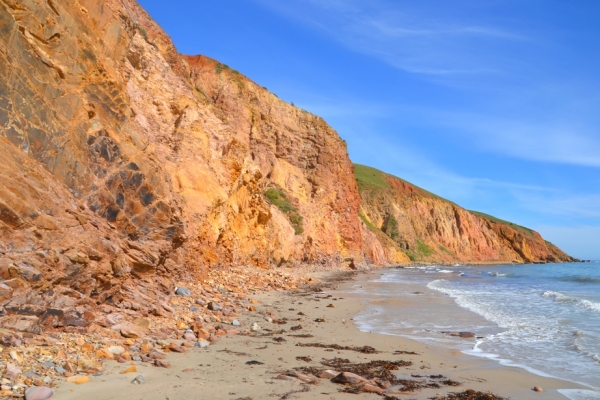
left=459, top=332, right=475, bottom=338
left=207, top=302, right=221, bottom=311
left=66, top=376, right=90, bottom=384
left=232, top=319, right=240, bottom=326
left=183, top=330, right=196, bottom=341
left=251, top=322, right=261, bottom=331
left=154, top=360, right=171, bottom=368
left=533, top=386, right=543, bottom=392
left=131, top=375, right=146, bottom=385
left=195, top=340, right=210, bottom=348
left=120, top=365, right=137, bottom=374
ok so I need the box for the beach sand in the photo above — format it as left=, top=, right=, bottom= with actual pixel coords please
left=53, top=270, right=588, bottom=400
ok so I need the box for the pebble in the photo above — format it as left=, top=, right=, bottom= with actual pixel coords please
left=66, top=376, right=90, bottom=384
left=183, top=330, right=196, bottom=341
left=175, top=287, right=191, bottom=296
left=154, top=360, right=171, bottom=368
left=195, top=340, right=210, bottom=348
left=189, top=306, right=198, bottom=312
left=264, top=316, right=273, bottom=323
left=533, top=386, right=543, bottom=392
left=40, top=362, right=55, bottom=368
left=232, top=319, right=240, bottom=326
left=459, top=332, right=475, bottom=338
left=108, top=346, right=125, bottom=355
left=55, top=366, right=66, bottom=375
left=24, top=386, right=54, bottom=400
left=207, top=302, right=221, bottom=311
left=251, top=322, right=261, bottom=331
left=120, top=365, right=137, bottom=374
left=131, top=375, right=146, bottom=385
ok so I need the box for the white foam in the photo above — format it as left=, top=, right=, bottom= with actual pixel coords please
left=558, top=389, right=600, bottom=400
left=543, top=291, right=600, bottom=313
left=438, top=269, right=453, bottom=273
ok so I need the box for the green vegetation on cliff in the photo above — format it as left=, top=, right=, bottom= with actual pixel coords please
left=264, top=187, right=304, bottom=235
left=469, top=210, right=535, bottom=238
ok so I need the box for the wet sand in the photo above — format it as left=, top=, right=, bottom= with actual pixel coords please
left=53, top=270, right=588, bottom=400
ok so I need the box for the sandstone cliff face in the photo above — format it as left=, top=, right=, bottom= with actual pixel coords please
left=0, top=0, right=362, bottom=330
left=356, top=165, right=575, bottom=264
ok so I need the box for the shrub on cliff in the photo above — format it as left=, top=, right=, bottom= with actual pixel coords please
left=264, top=187, right=304, bottom=235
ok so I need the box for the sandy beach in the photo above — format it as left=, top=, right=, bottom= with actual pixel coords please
left=52, top=270, right=589, bottom=400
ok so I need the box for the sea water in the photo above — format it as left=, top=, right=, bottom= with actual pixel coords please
left=344, top=262, right=600, bottom=397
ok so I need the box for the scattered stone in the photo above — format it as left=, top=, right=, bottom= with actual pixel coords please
left=120, top=365, right=137, bottom=374
left=326, top=304, right=335, bottom=308
left=4, top=363, right=22, bottom=380
left=108, top=346, right=126, bottom=355
left=251, top=322, right=261, bottom=331
left=360, top=383, right=384, bottom=394
left=275, top=375, right=294, bottom=381
left=246, top=361, right=264, bottom=365
left=40, top=362, right=55, bottom=368
left=24, top=386, right=54, bottom=400
left=170, top=346, right=186, bottom=353
left=232, top=319, right=240, bottom=326
left=533, top=386, right=543, bottom=392
left=175, top=287, right=191, bottom=297
left=195, top=340, right=210, bottom=348
left=459, top=332, right=475, bottom=338
left=207, top=302, right=221, bottom=311
left=55, top=366, right=66, bottom=375
left=183, top=330, right=196, bottom=341
left=314, top=318, right=326, bottom=323
left=154, top=360, right=171, bottom=368
left=148, top=350, right=167, bottom=360
left=189, top=306, right=198, bottom=312
left=131, top=375, right=146, bottom=385
left=66, top=376, right=90, bottom=384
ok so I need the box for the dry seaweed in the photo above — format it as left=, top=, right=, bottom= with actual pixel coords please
left=296, top=343, right=380, bottom=354
left=218, top=349, right=251, bottom=357
left=273, top=337, right=287, bottom=343
left=288, top=334, right=313, bottom=338
left=319, top=358, right=411, bottom=382
left=430, top=390, right=507, bottom=400
left=296, top=356, right=312, bottom=362
left=290, top=325, right=303, bottom=331
left=393, top=350, right=419, bottom=355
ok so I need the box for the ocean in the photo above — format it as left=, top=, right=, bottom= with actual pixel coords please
left=345, top=262, right=600, bottom=399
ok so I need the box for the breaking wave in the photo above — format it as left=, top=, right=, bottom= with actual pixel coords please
left=542, top=291, right=600, bottom=313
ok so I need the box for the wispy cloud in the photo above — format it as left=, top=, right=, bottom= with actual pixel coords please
left=252, top=0, right=529, bottom=77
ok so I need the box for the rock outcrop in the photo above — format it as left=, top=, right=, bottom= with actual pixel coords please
left=356, top=165, right=575, bottom=264
left=0, top=0, right=362, bottom=332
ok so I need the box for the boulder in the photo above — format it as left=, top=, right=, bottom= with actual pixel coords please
left=25, top=386, right=54, bottom=400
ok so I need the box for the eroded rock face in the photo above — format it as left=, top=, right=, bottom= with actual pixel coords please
left=356, top=165, right=575, bottom=264
left=0, top=0, right=364, bottom=329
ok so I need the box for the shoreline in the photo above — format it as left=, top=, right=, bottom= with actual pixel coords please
left=50, top=268, right=591, bottom=400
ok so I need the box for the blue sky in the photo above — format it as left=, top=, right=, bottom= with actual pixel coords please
left=139, top=0, right=600, bottom=260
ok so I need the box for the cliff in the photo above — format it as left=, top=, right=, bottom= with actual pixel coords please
left=0, top=0, right=574, bottom=334
left=355, top=164, right=575, bottom=264
left=0, top=0, right=362, bottom=330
